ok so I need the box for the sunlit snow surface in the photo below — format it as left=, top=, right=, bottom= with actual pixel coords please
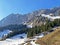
left=0, top=33, right=27, bottom=45
left=41, top=14, right=60, bottom=19
left=0, top=39, right=25, bottom=45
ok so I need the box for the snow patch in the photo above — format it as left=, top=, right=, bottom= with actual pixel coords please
left=41, top=14, right=60, bottom=20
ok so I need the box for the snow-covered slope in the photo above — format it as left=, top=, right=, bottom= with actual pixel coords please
left=0, top=33, right=27, bottom=45
left=41, top=14, right=60, bottom=20
left=0, top=39, right=25, bottom=45
left=0, top=33, right=44, bottom=45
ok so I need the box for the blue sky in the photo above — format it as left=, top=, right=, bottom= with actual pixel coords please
left=0, top=0, right=60, bottom=20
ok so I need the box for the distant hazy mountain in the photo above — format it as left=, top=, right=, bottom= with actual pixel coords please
left=0, top=13, right=35, bottom=27
left=0, top=7, right=60, bottom=27
left=0, top=14, right=26, bottom=27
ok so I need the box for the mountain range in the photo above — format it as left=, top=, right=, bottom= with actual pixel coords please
left=0, top=7, right=60, bottom=27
